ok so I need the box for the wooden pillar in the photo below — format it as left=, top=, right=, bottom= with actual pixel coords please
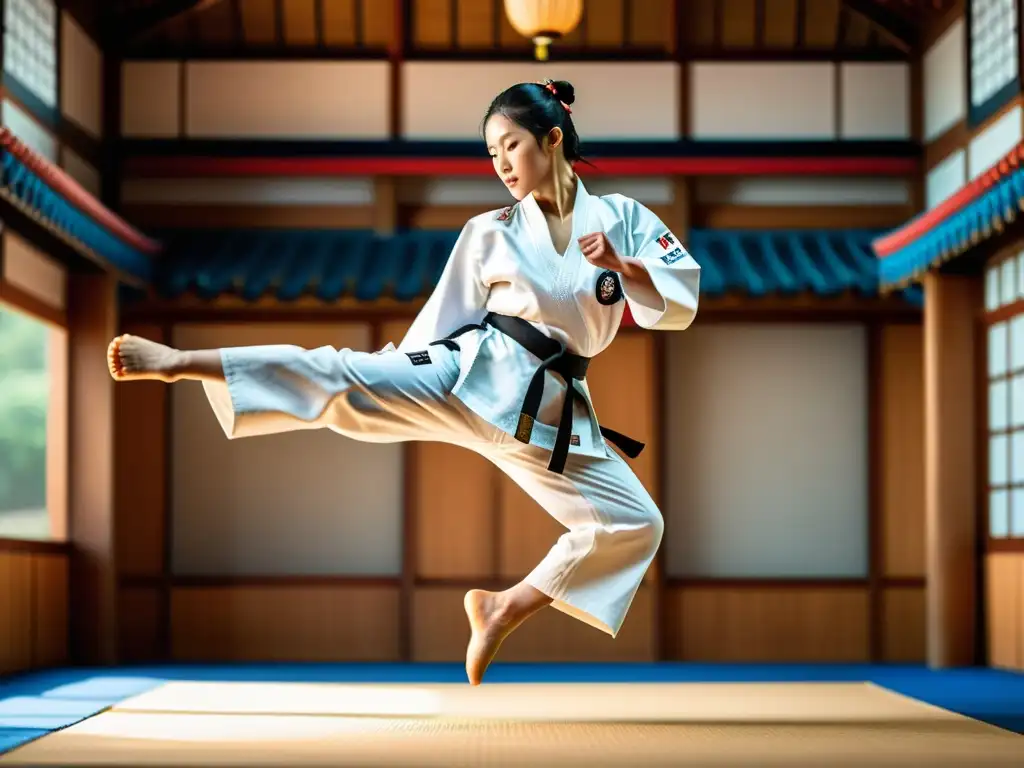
left=923, top=271, right=980, bottom=667
left=68, top=272, right=118, bottom=665
left=374, top=177, right=398, bottom=235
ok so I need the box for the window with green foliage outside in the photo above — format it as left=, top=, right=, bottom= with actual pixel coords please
left=0, top=303, right=63, bottom=541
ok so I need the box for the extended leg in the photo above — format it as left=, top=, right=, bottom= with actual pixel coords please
left=108, top=334, right=225, bottom=383
left=107, top=332, right=482, bottom=450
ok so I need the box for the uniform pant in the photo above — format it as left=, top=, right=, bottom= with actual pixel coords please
left=201, top=340, right=663, bottom=638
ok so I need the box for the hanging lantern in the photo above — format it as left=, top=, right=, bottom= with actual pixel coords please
left=504, top=0, right=583, bottom=61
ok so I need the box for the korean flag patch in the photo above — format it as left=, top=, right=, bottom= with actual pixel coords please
left=661, top=247, right=687, bottom=265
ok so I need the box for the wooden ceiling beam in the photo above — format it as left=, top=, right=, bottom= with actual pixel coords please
left=118, top=0, right=225, bottom=44
left=840, top=0, right=919, bottom=52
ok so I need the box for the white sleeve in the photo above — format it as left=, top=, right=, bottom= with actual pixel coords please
left=396, top=221, right=489, bottom=352
left=620, top=200, right=700, bottom=331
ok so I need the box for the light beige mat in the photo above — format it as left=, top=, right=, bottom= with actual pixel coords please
left=1, top=681, right=1020, bottom=767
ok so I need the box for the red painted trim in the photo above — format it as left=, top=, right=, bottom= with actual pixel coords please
left=621, top=305, right=636, bottom=328
left=1, top=128, right=162, bottom=254
left=873, top=143, right=1024, bottom=257
left=122, top=156, right=919, bottom=178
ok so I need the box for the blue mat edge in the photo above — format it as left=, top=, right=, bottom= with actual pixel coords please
left=0, top=662, right=1021, bottom=756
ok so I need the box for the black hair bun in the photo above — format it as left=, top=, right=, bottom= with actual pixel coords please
left=551, top=80, right=575, bottom=106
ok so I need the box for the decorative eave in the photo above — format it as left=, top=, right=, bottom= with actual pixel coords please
left=127, top=226, right=920, bottom=313
left=0, top=128, right=161, bottom=287
left=873, top=143, right=1024, bottom=292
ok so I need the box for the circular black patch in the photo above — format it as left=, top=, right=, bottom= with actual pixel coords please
left=595, top=270, right=623, bottom=305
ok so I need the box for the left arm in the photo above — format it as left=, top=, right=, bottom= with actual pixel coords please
left=578, top=200, right=700, bottom=330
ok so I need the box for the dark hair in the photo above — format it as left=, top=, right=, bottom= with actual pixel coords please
left=482, top=80, right=588, bottom=165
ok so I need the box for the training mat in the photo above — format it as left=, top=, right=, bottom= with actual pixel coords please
left=1, top=681, right=1020, bottom=767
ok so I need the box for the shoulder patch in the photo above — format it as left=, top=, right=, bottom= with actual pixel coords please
left=496, top=204, right=517, bottom=223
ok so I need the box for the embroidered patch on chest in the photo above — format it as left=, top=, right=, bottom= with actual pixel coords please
left=595, top=270, right=623, bottom=305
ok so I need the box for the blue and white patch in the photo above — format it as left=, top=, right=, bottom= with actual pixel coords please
left=661, top=247, right=687, bottom=265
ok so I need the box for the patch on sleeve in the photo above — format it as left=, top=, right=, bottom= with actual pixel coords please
left=656, top=231, right=677, bottom=250
left=496, top=204, right=518, bottom=223
left=661, top=247, right=688, bottom=265
left=406, top=351, right=432, bottom=366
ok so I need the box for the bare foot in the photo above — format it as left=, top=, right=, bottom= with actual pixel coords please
left=464, top=590, right=515, bottom=686
left=107, top=334, right=183, bottom=383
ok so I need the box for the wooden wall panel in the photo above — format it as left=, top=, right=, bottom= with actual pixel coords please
left=115, top=323, right=167, bottom=577
left=455, top=0, right=494, bottom=48
left=360, top=0, right=395, bottom=48
left=685, top=0, right=717, bottom=47
left=282, top=0, right=318, bottom=46
left=0, top=551, right=69, bottom=674
left=804, top=0, right=841, bottom=48
left=763, top=0, right=799, bottom=47
left=412, top=585, right=655, bottom=662
left=118, top=586, right=163, bottom=662
left=663, top=586, right=871, bottom=662
left=33, top=554, right=69, bottom=668
left=585, top=0, right=626, bottom=47
left=986, top=553, right=1023, bottom=671
left=195, top=0, right=237, bottom=46
left=880, top=324, right=925, bottom=578
left=416, top=442, right=496, bottom=579
left=882, top=586, right=926, bottom=662
left=323, top=0, right=358, bottom=46
left=722, top=0, right=757, bottom=48
left=170, top=585, right=402, bottom=661
left=411, top=586, right=469, bottom=661
left=414, top=0, right=451, bottom=48
left=0, top=552, right=34, bottom=674
left=239, top=0, right=277, bottom=44
left=68, top=273, right=118, bottom=666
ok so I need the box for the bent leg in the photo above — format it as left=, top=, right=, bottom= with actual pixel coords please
left=461, top=441, right=663, bottom=684
left=492, top=442, right=663, bottom=638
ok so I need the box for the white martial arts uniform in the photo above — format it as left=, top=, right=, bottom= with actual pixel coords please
left=201, top=179, right=701, bottom=637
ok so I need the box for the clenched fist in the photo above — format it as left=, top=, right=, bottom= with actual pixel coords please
left=578, top=232, right=626, bottom=272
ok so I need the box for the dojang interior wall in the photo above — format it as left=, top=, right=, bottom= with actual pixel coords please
left=915, top=0, right=1024, bottom=671
left=0, top=1, right=104, bottom=674
left=101, top=0, right=927, bottom=667
left=113, top=315, right=925, bottom=664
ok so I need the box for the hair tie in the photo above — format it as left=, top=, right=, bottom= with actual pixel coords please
left=538, top=79, right=572, bottom=114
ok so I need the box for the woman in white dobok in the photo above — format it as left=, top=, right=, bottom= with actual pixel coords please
left=108, top=79, right=701, bottom=685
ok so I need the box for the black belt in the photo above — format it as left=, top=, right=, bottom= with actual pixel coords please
left=430, top=312, right=645, bottom=474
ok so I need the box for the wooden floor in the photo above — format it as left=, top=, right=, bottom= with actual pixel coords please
left=1, top=681, right=1021, bottom=766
